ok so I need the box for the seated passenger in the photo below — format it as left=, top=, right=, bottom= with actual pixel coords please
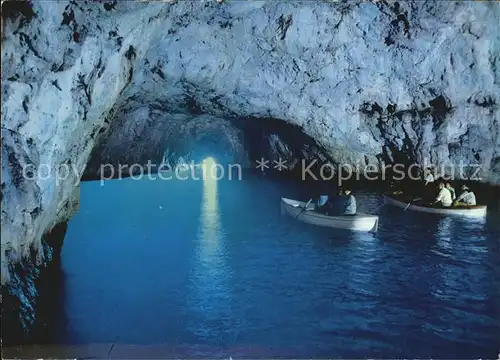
left=315, top=194, right=329, bottom=214
left=424, top=168, right=435, bottom=186
left=343, top=189, right=357, bottom=215
left=328, top=189, right=345, bottom=215
left=432, top=182, right=453, bottom=207
left=454, top=185, right=477, bottom=206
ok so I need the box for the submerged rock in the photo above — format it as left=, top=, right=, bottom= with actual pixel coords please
left=1, top=0, right=499, bottom=331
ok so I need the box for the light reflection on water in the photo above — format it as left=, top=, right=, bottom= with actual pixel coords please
left=188, top=158, right=232, bottom=341
left=199, top=157, right=222, bottom=258
left=39, top=175, right=500, bottom=358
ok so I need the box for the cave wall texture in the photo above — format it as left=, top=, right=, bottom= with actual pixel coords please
left=1, top=0, right=499, bottom=331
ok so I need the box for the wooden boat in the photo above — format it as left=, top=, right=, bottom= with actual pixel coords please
left=281, top=197, right=379, bottom=233
left=383, top=194, right=487, bottom=218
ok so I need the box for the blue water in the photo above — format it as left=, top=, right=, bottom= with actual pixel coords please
left=54, top=173, right=499, bottom=358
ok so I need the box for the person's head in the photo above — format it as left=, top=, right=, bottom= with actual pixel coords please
left=462, top=184, right=469, bottom=191
left=438, top=182, right=444, bottom=189
left=425, top=168, right=431, bottom=174
left=344, top=189, right=352, bottom=195
left=445, top=182, right=452, bottom=189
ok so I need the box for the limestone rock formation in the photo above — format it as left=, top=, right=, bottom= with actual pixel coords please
left=1, top=0, right=499, bottom=332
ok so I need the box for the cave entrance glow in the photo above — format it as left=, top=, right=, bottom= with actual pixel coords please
left=201, top=156, right=219, bottom=181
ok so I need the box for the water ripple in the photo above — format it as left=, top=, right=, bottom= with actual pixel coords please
left=52, top=178, right=500, bottom=358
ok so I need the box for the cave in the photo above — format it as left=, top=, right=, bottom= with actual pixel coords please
left=2, top=0, right=500, bottom=358
left=82, top=111, right=333, bottom=182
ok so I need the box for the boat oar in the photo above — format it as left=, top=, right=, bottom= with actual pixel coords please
left=404, top=196, right=416, bottom=211
left=296, top=199, right=312, bottom=219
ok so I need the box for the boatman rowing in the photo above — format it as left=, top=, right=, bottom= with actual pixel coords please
left=432, top=182, right=453, bottom=207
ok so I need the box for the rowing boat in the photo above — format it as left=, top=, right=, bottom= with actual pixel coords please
left=281, top=197, right=379, bottom=233
left=383, top=194, right=487, bottom=218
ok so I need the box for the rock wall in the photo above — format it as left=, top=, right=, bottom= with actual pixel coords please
left=1, top=0, right=499, bottom=331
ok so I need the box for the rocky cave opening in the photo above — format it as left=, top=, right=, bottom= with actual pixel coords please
left=3, top=104, right=342, bottom=347
left=82, top=109, right=335, bottom=183
left=1, top=0, right=500, bottom=353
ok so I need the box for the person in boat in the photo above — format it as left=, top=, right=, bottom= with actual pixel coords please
left=343, top=188, right=357, bottom=215
left=424, top=168, right=435, bottom=186
left=418, top=167, right=435, bottom=201
left=432, top=182, right=453, bottom=207
left=326, top=188, right=346, bottom=215
left=307, top=185, right=334, bottom=215
left=453, top=184, right=477, bottom=206
left=445, top=182, right=456, bottom=201
left=315, top=194, right=330, bottom=214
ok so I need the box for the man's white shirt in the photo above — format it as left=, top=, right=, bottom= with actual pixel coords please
left=436, top=188, right=453, bottom=207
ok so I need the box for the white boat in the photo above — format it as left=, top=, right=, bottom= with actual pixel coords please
left=281, top=197, right=379, bottom=233
left=383, top=194, right=487, bottom=218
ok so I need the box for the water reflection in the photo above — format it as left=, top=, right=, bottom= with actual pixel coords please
left=37, top=176, right=500, bottom=357
left=485, top=211, right=500, bottom=234
left=344, top=230, right=381, bottom=300
left=188, top=158, right=231, bottom=341
left=436, top=216, right=453, bottom=251
left=200, top=157, right=221, bottom=254
left=429, top=214, right=498, bottom=350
